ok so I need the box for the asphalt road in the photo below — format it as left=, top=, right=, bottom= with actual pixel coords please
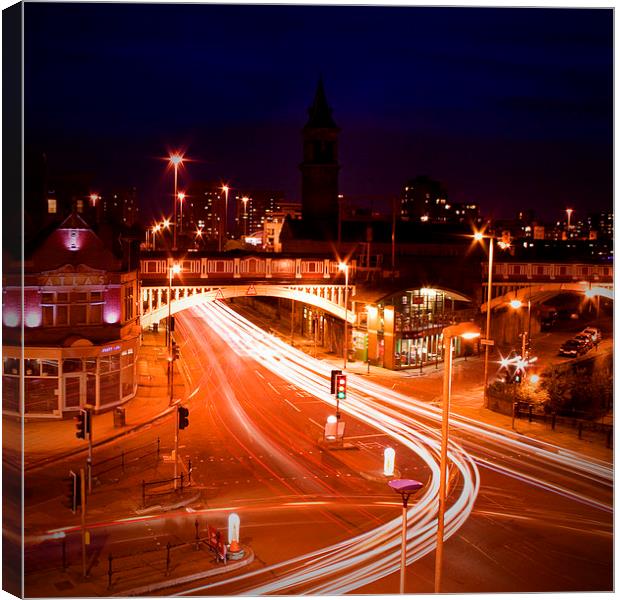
left=21, top=303, right=612, bottom=595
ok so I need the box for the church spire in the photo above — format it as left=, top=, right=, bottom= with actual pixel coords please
left=305, top=77, right=338, bottom=129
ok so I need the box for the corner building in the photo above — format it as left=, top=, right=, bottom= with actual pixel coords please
left=3, top=214, right=140, bottom=418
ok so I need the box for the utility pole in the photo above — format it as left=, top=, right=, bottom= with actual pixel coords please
left=80, top=467, right=87, bottom=578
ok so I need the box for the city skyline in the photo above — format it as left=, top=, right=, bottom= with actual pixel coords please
left=25, top=3, right=612, bottom=221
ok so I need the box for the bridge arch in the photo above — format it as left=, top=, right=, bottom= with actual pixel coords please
left=140, top=284, right=356, bottom=329
left=481, top=282, right=613, bottom=312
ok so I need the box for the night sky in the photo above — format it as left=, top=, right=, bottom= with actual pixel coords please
left=24, top=3, right=613, bottom=222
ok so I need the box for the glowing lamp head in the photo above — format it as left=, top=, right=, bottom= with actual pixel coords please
left=89, top=193, right=99, bottom=203
left=327, top=415, right=338, bottom=424
left=222, top=185, right=229, bottom=194
left=171, top=263, right=181, bottom=275
left=530, top=374, right=540, bottom=384
left=585, top=289, right=595, bottom=298
left=169, top=153, right=183, bottom=166
left=178, top=192, right=185, bottom=201
left=242, top=196, right=249, bottom=204
left=510, top=299, right=523, bottom=309
left=461, top=331, right=481, bottom=340
left=162, top=219, right=170, bottom=229
left=473, top=231, right=484, bottom=242
left=338, top=262, right=348, bottom=272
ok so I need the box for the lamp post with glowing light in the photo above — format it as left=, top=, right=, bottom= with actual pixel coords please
left=339, top=262, right=350, bottom=370
left=242, top=196, right=249, bottom=237
left=178, top=192, right=186, bottom=236
left=219, top=185, right=229, bottom=252
left=566, top=208, right=573, bottom=236
left=510, top=297, right=532, bottom=358
left=167, top=263, right=181, bottom=364
left=473, top=231, right=495, bottom=408
left=388, top=478, right=424, bottom=594
left=435, top=322, right=480, bottom=593
left=169, top=153, right=183, bottom=250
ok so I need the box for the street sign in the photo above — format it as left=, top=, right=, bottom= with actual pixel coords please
left=480, top=339, right=495, bottom=346
left=246, top=284, right=257, bottom=296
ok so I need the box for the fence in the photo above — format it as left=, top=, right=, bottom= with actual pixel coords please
left=105, top=519, right=227, bottom=590
left=512, top=401, right=613, bottom=448
left=91, top=437, right=161, bottom=482
left=141, top=460, right=192, bottom=507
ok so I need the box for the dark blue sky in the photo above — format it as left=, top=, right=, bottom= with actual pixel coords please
left=25, top=3, right=613, bottom=221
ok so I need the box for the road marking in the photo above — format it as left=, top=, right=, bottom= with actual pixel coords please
left=283, top=398, right=301, bottom=412
left=267, top=382, right=281, bottom=395
left=255, top=370, right=265, bottom=380
left=345, top=433, right=388, bottom=440
left=308, top=418, right=323, bottom=429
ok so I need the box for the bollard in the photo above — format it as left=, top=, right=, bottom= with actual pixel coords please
left=578, top=421, right=583, bottom=439
left=195, top=519, right=200, bottom=550
left=188, top=460, right=192, bottom=485
left=142, top=480, right=145, bottom=507
left=551, top=412, right=556, bottom=431
left=528, top=404, right=532, bottom=423
left=107, top=554, right=113, bottom=589
left=511, top=402, right=517, bottom=430
left=121, top=450, right=125, bottom=473
left=165, top=542, right=171, bottom=575
left=180, top=473, right=184, bottom=492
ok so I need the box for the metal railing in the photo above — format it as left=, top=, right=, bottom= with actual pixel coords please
left=141, top=460, right=192, bottom=507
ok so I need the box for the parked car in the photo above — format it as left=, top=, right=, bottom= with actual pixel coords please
left=581, top=327, right=602, bottom=344
left=558, top=339, right=587, bottom=358
left=573, top=333, right=593, bottom=351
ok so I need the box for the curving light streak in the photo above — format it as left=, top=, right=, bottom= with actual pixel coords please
left=177, top=301, right=611, bottom=596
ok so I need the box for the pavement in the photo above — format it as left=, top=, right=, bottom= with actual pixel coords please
left=16, top=312, right=613, bottom=596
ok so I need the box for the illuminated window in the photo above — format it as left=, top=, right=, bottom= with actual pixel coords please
left=47, top=199, right=57, bottom=214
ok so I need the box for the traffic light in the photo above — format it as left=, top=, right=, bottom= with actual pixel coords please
left=335, top=374, right=347, bottom=400
left=330, top=369, right=342, bottom=394
left=170, top=316, right=175, bottom=331
left=510, top=371, right=522, bottom=384
left=178, top=406, right=189, bottom=430
left=172, top=343, right=180, bottom=361
left=75, top=410, right=87, bottom=439
left=64, top=471, right=82, bottom=512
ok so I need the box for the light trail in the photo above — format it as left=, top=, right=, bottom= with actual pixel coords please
left=176, top=301, right=611, bottom=595
left=177, top=303, right=479, bottom=595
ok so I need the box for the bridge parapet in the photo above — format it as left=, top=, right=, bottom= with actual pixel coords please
left=485, top=261, right=612, bottom=284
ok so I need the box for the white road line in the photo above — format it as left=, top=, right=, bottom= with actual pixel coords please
left=255, top=370, right=265, bottom=379
left=308, top=418, right=323, bottom=429
left=267, top=381, right=281, bottom=395
left=283, top=398, right=301, bottom=412
left=345, top=433, right=388, bottom=440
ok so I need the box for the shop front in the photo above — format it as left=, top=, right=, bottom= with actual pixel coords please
left=3, top=335, right=139, bottom=418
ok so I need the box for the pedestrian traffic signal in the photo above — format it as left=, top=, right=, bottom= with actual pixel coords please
left=178, top=406, right=189, bottom=430
left=335, top=374, right=347, bottom=400
left=330, top=369, right=342, bottom=394
left=173, top=344, right=180, bottom=361
left=75, top=409, right=90, bottom=439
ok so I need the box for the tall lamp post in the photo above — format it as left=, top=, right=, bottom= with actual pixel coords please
left=242, top=196, right=249, bottom=237
left=338, top=262, right=349, bottom=370
left=219, top=185, right=229, bottom=252
left=435, top=322, right=480, bottom=593
left=388, top=479, right=424, bottom=594
left=167, top=262, right=181, bottom=380
left=474, top=231, right=495, bottom=408
left=178, top=192, right=186, bottom=236
left=169, top=153, right=183, bottom=250
left=510, top=296, right=532, bottom=358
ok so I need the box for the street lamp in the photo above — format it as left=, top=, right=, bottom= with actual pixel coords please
left=167, top=262, right=181, bottom=362
left=473, top=231, right=495, bottom=408
left=388, top=478, right=424, bottom=594
left=219, top=185, right=230, bottom=252
left=178, top=192, right=186, bottom=236
left=169, top=153, right=183, bottom=250
left=152, top=224, right=161, bottom=250
left=338, top=261, right=349, bottom=370
left=510, top=297, right=532, bottom=359
left=566, top=208, right=573, bottom=236
left=242, top=196, right=249, bottom=237
left=435, top=321, right=480, bottom=593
